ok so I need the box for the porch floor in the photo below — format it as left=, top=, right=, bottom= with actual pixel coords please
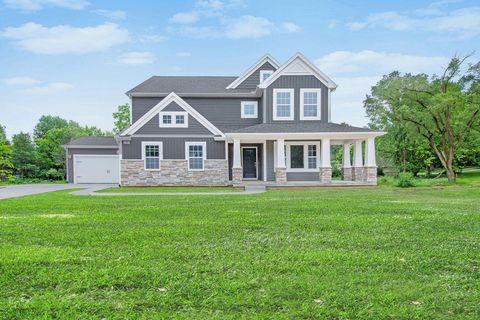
left=241, top=180, right=376, bottom=188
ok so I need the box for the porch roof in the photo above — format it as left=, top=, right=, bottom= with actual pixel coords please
left=227, top=122, right=375, bottom=134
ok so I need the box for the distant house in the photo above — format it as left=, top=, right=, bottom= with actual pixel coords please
left=64, top=53, right=383, bottom=186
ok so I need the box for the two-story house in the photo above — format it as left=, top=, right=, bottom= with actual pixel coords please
left=64, top=53, right=383, bottom=186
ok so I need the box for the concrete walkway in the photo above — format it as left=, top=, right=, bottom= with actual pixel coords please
left=0, top=184, right=116, bottom=200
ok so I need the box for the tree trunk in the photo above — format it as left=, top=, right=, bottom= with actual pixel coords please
left=446, top=166, right=456, bottom=182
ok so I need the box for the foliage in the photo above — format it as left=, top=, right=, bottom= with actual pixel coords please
left=0, top=123, right=7, bottom=143
left=113, top=103, right=130, bottom=134
left=0, top=140, right=14, bottom=181
left=396, top=172, right=415, bottom=188
left=11, top=132, right=39, bottom=178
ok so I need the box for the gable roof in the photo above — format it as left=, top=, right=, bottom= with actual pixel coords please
left=64, top=136, right=118, bottom=148
left=258, top=53, right=337, bottom=90
left=226, top=54, right=281, bottom=89
left=121, top=92, right=224, bottom=137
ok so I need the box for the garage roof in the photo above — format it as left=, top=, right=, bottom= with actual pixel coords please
left=64, top=136, right=118, bottom=148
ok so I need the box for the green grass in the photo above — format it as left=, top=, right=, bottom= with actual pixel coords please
left=1, top=173, right=479, bottom=319
left=97, top=186, right=241, bottom=193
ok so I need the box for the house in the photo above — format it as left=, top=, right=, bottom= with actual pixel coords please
left=64, top=53, right=383, bottom=186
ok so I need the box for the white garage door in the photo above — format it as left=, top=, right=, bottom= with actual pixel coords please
left=74, top=155, right=119, bottom=184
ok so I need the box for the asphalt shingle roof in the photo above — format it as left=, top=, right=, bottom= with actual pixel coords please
left=65, top=136, right=118, bottom=147
left=228, top=122, right=374, bottom=134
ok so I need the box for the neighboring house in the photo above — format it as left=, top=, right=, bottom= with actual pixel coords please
left=65, top=53, right=383, bottom=186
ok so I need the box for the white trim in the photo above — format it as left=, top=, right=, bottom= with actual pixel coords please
left=226, top=54, right=280, bottom=89
left=263, top=141, right=267, bottom=182
left=241, top=146, right=258, bottom=180
left=258, top=52, right=337, bottom=90
left=132, top=134, right=214, bottom=138
left=159, top=111, right=188, bottom=128
left=66, top=145, right=118, bottom=149
left=259, top=70, right=274, bottom=82
left=141, top=141, right=163, bottom=171
left=327, top=89, right=332, bottom=123
left=241, top=101, right=258, bottom=118
left=128, top=92, right=260, bottom=98
left=300, top=88, right=322, bottom=120
left=284, top=141, right=320, bottom=172
left=129, top=96, right=133, bottom=125
left=272, top=88, right=294, bottom=121
left=185, top=141, right=207, bottom=171
left=122, top=92, right=224, bottom=137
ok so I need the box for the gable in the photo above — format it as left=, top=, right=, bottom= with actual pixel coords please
left=226, top=54, right=280, bottom=89
left=135, top=114, right=212, bottom=135
left=236, top=61, right=277, bottom=90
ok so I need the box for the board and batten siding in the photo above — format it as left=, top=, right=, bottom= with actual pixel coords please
left=265, top=75, right=329, bottom=124
left=236, top=61, right=277, bottom=90
left=67, top=148, right=119, bottom=183
left=122, top=137, right=225, bottom=160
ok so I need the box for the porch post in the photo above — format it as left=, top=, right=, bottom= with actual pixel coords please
left=352, top=140, right=364, bottom=181
left=319, top=138, right=332, bottom=183
left=232, top=139, right=243, bottom=186
left=364, top=137, right=377, bottom=184
left=275, top=139, right=287, bottom=183
left=341, top=143, right=352, bottom=181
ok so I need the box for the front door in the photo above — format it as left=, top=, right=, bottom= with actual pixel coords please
left=242, top=147, right=257, bottom=179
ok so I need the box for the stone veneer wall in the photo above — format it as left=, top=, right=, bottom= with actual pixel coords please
left=121, top=159, right=228, bottom=186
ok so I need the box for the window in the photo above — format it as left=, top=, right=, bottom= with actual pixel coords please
left=159, top=112, right=188, bottom=128
left=185, top=142, right=206, bottom=171
left=241, top=101, right=258, bottom=118
left=275, top=141, right=320, bottom=172
left=290, top=145, right=304, bottom=169
left=260, top=70, right=274, bottom=82
left=142, top=142, right=162, bottom=170
left=308, top=145, right=317, bottom=169
left=273, top=89, right=294, bottom=120
left=300, top=89, right=322, bottom=120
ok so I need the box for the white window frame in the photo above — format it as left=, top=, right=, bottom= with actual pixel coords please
left=141, top=141, right=163, bottom=171
left=185, top=141, right=207, bottom=171
left=241, top=101, right=258, bottom=118
left=159, top=111, right=188, bottom=128
left=260, top=70, right=274, bottom=82
left=273, top=88, right=294, bottom=121
left=274, top=141, right=320, bottom=172
left=300, top=88, right=322, bottom=120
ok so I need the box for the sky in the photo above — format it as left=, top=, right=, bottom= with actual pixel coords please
left=1, top=0, right=479, bottom=138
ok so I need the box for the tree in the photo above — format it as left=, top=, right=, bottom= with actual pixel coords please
left=365, top=56, right=480, bottom=181
left=11, top=132, right=39, bottom=178
left=0, top=141, right=13, bottom=181
left=113, top=103, right=130, bottom=134
left=33, top=115, right=68, bottom=140
left=0, top=124, right=7, bottom=143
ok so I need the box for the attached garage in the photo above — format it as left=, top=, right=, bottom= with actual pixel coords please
left=64, top=136, right=120, bottom=184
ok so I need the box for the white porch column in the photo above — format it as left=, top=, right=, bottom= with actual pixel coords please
left=275, top=139, right=286, bottom=183
left=364, top=137, right=377, bottom=184
left=319, top=138, right=332, bottom=183
left=232, top=139, right=243, bottom=186
left=341, top=143, right=352, bottom=181
left=352, top=140, right=364, bottom=181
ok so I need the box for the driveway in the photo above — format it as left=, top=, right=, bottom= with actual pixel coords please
left=0, top=184, right=115, bottom=200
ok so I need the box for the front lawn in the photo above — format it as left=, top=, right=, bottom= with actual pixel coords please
left=0, top=172, right=479, bottom=319
left=97, top=186, right=241, bottom=193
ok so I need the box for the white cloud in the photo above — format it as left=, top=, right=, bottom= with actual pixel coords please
left=176, top=51, right=191, bottom=57
left=347, top=6, right=480, bottom=38
left=224, top=16, right=274, bottom=39
left=281, top=22, right=301, bottom=33
left=22, top=82, right=73, bottom=94
left=118, top=51, right=154, bottom=65
left=2, top=76, right=40, bottom=86
left=140, top=34, right=167, bottom=43
left=169, top=12, right=199, bottom=24
left=92, top=9, right=126, bottom=20
left=4, top=0, right=89, bottom=11
left=2, top=22, right=130, bottom=54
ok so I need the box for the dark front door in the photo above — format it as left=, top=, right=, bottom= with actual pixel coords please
left=242, top=147, right=257, bottom=179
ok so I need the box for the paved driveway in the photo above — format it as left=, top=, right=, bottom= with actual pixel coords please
left=0, top=184, right=115, bottom=200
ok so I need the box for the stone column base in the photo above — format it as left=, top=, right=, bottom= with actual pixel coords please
left=352, top=167, right=365, bottom=181
left=364, top=166, right=377, bottom=184
left=341, top=167, right=353, bottom=181
left=275, top=167, right=287, bottom=183
left=319, top=167, right=332, bottom=183
left=232, top=167, right=243, bottom=186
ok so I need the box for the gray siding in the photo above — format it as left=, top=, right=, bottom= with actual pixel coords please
left=265, top=75, right=329, bottom=124
left=163, top=102, right=184, bottom=111
left=236, top=61, right=277, bottom=90
left=122, top=137, right=225, bottom=160
left=136, top=114, right=212, bottom=135
left=67, top=148, right=118, bottom=183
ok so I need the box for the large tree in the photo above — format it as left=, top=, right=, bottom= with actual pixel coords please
left=113, top=103, right=130, bottom=134
left=11, top=132, right=39, bottom=178
left=0, top=124, right=7, bottom=143
left=365, top=56, right=480, bottom=181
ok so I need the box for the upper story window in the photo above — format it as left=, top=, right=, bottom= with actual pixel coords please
left=241, top=101, right=258, bottom=118
left=185, top=142, right=206, bottom=171
left=300, top=89, right=321, bottom=120
left=273, top=88, right=294, bottom=120
left=260, top=70, right=274, bottom=82
left=142, top=141, right=162, bottom=170
left=159, top=111, right=188, bottom=128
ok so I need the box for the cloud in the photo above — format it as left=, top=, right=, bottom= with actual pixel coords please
left=140, top=34, right=167, bottom=43
left=92, top=9, right=126, bottom=20
left=22, top=82, right=73, bottom=94
left=4, top=0, right=89, bottom=11
left=2, top=76, right=40, bottom=86
left=118, top=51, right=154, bottom=65
left=224, top=16, right=274, bottom=39
left=281, top=22, right=301, bottom=33
left=347, top=6, right=480, bottom=38
left=2, top=22, right=130, bottom=54
left=169, top=12, right=199, bottom=24
left=176, top=51, right=191, bottom=57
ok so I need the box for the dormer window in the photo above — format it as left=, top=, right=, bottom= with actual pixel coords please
left=260, top=70, right=274, bottom=82
left=159, top=111, right=188, bottom=128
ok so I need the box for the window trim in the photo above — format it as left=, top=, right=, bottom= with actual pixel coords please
left=159, top=111, right=188, bottom=128
left=241, top=101, right=258, bottom=119
left=185, top=141, right=207, bottom=171
left=300, top=88, right=322, bottom=120
left=274, top=141, right=320, bottom=172
left=141, top=141, right=163, bottom=171
left=260, top=70, right=274, bottom=82
left=272, top=88, right=294, bottom=121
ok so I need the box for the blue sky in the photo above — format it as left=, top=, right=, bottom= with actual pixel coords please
left=1, top=0, right=479, bottom=137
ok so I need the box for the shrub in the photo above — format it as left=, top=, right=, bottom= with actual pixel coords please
left=396, top=172, right=416, bottom=188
